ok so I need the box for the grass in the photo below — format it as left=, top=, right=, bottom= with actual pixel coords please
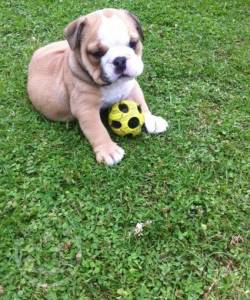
left=0, top=0, right=249, bottom=299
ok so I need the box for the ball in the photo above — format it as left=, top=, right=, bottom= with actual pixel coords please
left=108, top=100, right=145, bottom=137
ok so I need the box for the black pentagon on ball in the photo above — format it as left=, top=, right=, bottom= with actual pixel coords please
left=118, top=103, right=129, bottom=113
left=137, top=105, right=142, bottom=113
left=111, top=120, right=122, bottom=128
left=128, top=117, right=140, bottom=129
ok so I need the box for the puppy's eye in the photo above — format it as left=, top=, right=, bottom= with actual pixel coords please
left=91, top=50, right=105, bottom=59
left=129, top=40, right=138, bottom=49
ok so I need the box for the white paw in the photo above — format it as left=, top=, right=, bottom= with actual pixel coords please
left=144, top=113, right=169, bottom=134
left=94, top=143, right=125, bottom=166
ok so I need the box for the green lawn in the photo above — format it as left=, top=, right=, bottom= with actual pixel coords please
left=0, top=0, right=249, bottom=299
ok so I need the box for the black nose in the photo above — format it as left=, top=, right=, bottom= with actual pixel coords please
left=113, top=56, right=126, bottom=73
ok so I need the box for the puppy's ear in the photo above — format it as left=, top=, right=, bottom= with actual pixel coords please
left=123, top=10, right=144, bottom=41
left=64, top=17, right=85, bottom=50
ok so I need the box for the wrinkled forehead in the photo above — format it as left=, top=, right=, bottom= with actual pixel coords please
left=84, top=10, right=140, bottom=50
left=98, top=15, right=129, bottom=47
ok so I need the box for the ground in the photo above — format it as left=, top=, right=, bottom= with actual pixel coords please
left=0, top=0, right=249, bottom=299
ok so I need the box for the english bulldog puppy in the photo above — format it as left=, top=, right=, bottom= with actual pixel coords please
left=27, top=8, right=168, bottom=165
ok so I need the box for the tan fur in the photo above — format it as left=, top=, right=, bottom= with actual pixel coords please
left=27, top=9, right=149, bottom=165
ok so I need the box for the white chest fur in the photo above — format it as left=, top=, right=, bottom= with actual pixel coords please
left=101, top=78, right=135, bottom=108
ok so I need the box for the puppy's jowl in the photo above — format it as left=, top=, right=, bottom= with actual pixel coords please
left=27, top=8, right=168, bottom=165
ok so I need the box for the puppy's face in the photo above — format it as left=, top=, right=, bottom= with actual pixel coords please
left=65, top=9, right=144, bottom=85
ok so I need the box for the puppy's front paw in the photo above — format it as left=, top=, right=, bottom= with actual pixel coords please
left=144, top=113, right=169, bottom=134
left=94, top=142, right=125, bottom=166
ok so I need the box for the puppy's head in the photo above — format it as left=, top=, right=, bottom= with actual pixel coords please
left=65, top=9, right=144, bottom=86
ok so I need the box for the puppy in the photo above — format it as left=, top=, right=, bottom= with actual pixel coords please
left=27, top=8, right=168, bottom=165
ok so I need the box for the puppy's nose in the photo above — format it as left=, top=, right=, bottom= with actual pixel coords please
left=113, top=56, right=126, bottom=72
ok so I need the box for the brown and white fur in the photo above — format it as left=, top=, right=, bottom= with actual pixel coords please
left=27, top=8, right=168, bottom=166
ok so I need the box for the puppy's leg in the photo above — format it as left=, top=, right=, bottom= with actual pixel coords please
left=129, top=81, right=169, bottom=134
left=71, top=97, right=124, bottom=166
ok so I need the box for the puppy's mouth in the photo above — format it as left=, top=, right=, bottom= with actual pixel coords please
left=118, top=73, right=130, bottom=79
left=100, top=69, right=132, bottom=85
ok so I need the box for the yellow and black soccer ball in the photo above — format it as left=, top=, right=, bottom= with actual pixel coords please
left=108, top=100, right=145, bottom=137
